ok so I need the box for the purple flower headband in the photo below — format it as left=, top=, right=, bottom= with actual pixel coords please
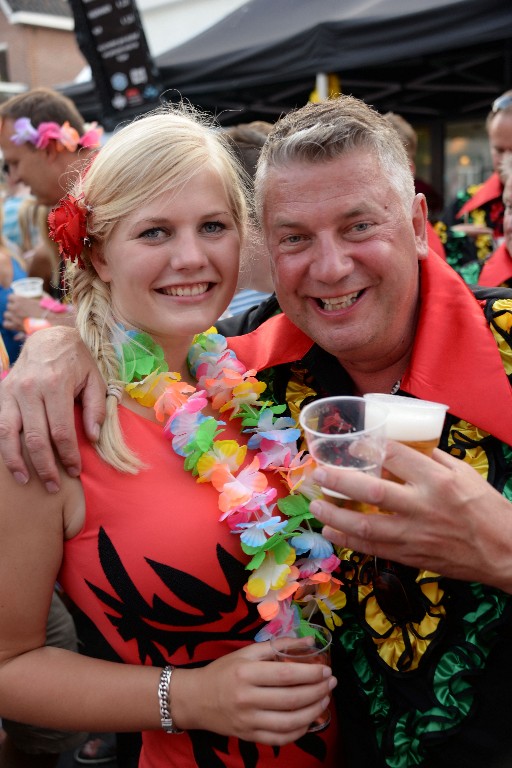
left=10, top=117, right=103, bottom=152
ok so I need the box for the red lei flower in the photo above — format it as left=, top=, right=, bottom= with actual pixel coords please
left=48, top=194, right=88, bottom=268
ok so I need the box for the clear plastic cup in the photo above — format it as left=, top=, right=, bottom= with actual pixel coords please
left=299, top=396, right=389, bottom=512
left=10, top=277, right=44, bottom=298
left=363, top=393, right=448, bottom=458
left=271, top=624, right=332, bottom=732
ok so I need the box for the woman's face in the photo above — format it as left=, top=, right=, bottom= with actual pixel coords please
left=92, top=168, right=241, bottom=356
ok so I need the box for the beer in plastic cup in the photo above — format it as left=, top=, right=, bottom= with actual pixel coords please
left=363, top=394, right=449, bottom=484
left=10, top=277, right=44, bottom=298
left=363, top=394, right=448, bottom=457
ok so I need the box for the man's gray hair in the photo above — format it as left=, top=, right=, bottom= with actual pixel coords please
left=255, top=95, right=415, bottom=220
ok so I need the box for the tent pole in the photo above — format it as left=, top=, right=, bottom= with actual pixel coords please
left=315, top=73, right=329, bottom=101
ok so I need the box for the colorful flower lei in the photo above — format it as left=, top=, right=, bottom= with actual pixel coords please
left=10, top=117, right=102, bottom=152
left=120, top=327, right=346, bottom=639
left=48, top=193, right=89, bottom=267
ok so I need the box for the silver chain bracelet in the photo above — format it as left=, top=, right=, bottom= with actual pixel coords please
left=158, top=665, right=184, bottom=734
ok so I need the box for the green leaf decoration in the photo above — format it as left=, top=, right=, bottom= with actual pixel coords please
left=240, top=407, right=271, bottom=428
left=262, top=531, right=286, bottom=551
left=238, top=401, right=274, bottom=424
left=240, top=415, right=260, bottom=427
left=184, top=450, right=202, bottom=473
left=240, top=531, right=284, bottom=556
left=195, top=418, right=221, bottom=451
left=120, top=332, right=168, bottom=382
left=271, top=538, right=292, bottom=564
left=182, top=419, right=223, bottom=473
left=241, top=540, right=264, bottom=556
left=243, top=537, right=292, bottom=568
left=283, top=514, right=313, bottom=533
left=297, top=620, right=329, bottom=647
left=119, top=344, right=136, bottom=382
left=277, top=494, right=311, bottom=518
left=245, top=550, right=266, bottom=570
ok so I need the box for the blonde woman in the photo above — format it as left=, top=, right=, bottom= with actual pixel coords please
left=0, top=106, right=339, bottom=768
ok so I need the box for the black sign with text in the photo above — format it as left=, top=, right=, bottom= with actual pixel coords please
left=69, top=0, right=162, bottom=128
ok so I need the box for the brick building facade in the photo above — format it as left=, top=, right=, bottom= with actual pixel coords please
left=0, top=0, right=87, bottom=94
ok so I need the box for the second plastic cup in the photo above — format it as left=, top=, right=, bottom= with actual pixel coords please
left=363, top=393, right=449, bottom=483
left=363, top=394, right=448, bottom=458
left=270, top=625, right=332, bottom=732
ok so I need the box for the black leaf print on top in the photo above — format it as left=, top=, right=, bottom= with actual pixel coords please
left=82, top=527, right=330, bottom=765
left=85, top=527, right=259, bottom=664
left=147, top=546, right=244, bottom=623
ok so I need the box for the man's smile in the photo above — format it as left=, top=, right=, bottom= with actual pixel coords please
left=316, top=290, right=363, bottom=311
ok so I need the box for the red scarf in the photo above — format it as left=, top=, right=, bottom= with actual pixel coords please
left=478, top=242, right=512, bottom=287
left=228, top=251, right=512, bottom=447
left=457, top=173, right=503, bottom=218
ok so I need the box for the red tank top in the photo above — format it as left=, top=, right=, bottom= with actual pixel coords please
left=60, top=405, right=340, bottom=767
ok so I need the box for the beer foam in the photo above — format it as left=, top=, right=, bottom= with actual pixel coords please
left=364, top=394, right=448, bottom=441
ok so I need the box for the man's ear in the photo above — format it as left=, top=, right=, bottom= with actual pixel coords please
left=44, top=141, right=61, bottom=165
left=412, top=193, right=429, bottom=261
left=89, top=245, right=111, bottom=282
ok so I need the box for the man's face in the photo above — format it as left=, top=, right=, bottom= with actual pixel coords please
left=488, top=111, right=512, bottom=180
left=262, top=151, right=428, bottom=371
left=0, top=118, right=58, bottom=205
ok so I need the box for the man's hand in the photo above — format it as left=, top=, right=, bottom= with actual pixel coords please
left=0, top=326, right=106, bottom=492
left=310, top=441, right=512, bottom=593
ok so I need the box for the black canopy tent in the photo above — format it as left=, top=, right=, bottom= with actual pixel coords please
left=152, top=0, right=512, bottom=123
left=62, top=0, right=512, bottom=126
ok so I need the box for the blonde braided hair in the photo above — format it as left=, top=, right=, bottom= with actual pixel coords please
left=71, top=265, right=141, bottom=472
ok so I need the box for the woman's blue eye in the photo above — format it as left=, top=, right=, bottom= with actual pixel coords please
left=140, top=227, right=164, bottom=239
left=203, top=221, right=224, bottom=234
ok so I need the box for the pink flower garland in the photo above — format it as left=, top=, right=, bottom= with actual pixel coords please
left=123, top=328, right=346, bottom=639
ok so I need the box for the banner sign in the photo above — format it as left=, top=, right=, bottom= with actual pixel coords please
left=69, top=0, right=162, bottom=127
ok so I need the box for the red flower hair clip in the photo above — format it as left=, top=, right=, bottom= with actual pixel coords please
left=48, top=194, right=90, bottom=269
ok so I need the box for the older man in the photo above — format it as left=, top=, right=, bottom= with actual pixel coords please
left=2, top=95, right=512, bottom=767
left=437, top=89, right=512, bottom=283
left=478, top=152, right=512, bottom=287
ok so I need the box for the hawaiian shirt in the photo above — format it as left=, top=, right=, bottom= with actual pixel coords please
left=435, top=173, right=504, bottom=285
left=221, top=252, right=512, bottom=768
